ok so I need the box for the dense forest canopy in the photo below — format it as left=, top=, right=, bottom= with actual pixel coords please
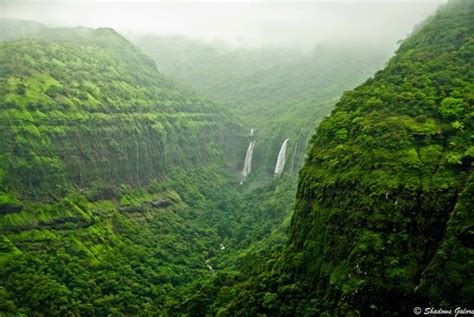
left=287, top=0, right=473, bottom=313
left=201, top=1, right=473, bottom=315
left=0, top=0, right=472, bottom=315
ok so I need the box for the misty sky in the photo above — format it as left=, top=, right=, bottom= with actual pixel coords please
left=1, top=0, right=444, bottom=50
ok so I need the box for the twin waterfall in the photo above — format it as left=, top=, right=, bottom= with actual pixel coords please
left=274, top=138, right=289, bottom=177
left=240, top=128, right=289, bottom=183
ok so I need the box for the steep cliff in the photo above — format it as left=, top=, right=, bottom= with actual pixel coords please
left=287, top=1, right=473, bottom=314
left=0, top=22, right=245, bottom=199
left=0, top=22, right=248, bottom=315
left=133, top=34, right=392, bottom=180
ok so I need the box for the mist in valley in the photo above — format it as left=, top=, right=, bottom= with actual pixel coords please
left=1, top=0, right=471, bottom=316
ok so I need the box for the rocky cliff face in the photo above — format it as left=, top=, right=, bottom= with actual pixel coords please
left=286, top=1, right=473, bottom=314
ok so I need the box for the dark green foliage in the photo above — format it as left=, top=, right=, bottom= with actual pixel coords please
left=1, top=0, right=472, bottom=314
left=281, top=1, right=473, bottom=314
left=194, top=1, right=473, bottom=315
left=0, top=166, right=243, bottom=315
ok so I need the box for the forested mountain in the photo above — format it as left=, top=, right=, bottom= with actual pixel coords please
left=0, top=19, right=309, bottom=316
left=199, top=1, right=473, bottom=315
left=134, top=35, right=393, bottom=179
left=0, top=21, right=252, bottom=314
left=131, top=34, right=302, bottom=98
left=0, top=0, right=471, bottom=314
left=0, top=21, right=246, bottom=196
left=289, top=2, right=473, bottom=312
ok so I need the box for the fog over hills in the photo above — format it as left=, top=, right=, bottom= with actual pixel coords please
left=1, top=0, right=470, bottom=316
left=2, top=0, right=442, bottom=50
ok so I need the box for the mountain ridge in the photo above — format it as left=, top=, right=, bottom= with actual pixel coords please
left=0, top=20, right=247, bottom=199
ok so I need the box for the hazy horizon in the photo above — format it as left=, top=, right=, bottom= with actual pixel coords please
left=1, top=0, right=444, bottom=50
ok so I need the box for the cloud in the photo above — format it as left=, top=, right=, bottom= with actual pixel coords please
left=1, top=0, right=443, bottom=49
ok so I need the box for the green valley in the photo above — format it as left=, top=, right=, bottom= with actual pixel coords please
left=133, top=35, right=393, bottom=178
left=0, top=0, right=472, bottom=315
left=189, top=1, right=473, bottom=315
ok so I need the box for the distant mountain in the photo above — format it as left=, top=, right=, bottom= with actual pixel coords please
left=134, top=35, right=394, bottom=178
left=133, top=34, right=393, bottom=121
left=0, top=19, right=47, bottom=42
left=131, top=34, right=302, bottom=95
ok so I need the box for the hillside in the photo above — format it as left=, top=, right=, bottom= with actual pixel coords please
left=134, top=35, right=393, bottom=180
left=289, top=2, right=473, bottom=311
left=0, top=1, right=471, bottom=314
left=184, top=1, right=473, bottom=315
left=0, top=22, right=246, bottom=197
left=0, top=22, right=251, bottom=315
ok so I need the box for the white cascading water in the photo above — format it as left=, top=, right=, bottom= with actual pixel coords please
left=241, top=141, right=256, bottom=179
left=250, top=128, right=255, bottom=136
left=274, top=138, right=289, bottom=177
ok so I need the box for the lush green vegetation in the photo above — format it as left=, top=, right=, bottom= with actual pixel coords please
left=0, top=24, right=246, bottom=198
left=134, top=35, right=393, bottom=179
left=0, top=166, right=242, bottom=315
left=0, top=19, right=303, bottom=316
left=1, top=0, right=472, bottom=314
left=0, top=22, right=251, bottom=315
left=197, top=1, right=473, bottom=315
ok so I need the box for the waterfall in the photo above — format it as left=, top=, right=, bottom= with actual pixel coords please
left=240, top=128, right=257, bottom=184
left=241, top=141, right=256, bottom=179
left=274, top=138, right=289, bottom=177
